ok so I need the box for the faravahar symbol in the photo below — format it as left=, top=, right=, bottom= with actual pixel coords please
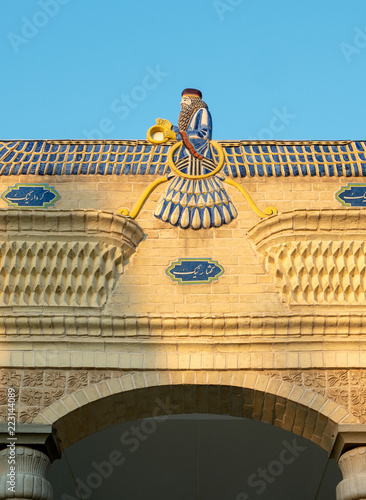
left=118, top=88, right=277, bottom=229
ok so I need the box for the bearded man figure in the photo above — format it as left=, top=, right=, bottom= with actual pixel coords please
left=154, top=88, right=237, bottom=229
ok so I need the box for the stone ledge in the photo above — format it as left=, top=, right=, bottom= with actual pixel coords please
left=1, top=342, right=365, bottom=370
left=1, top=313, right=366, bottom=337
left=0, top=423, right=61, bottom=462
left=0, top=209, right=144, bottom=251
left=331, top=424, right=366, bottom=460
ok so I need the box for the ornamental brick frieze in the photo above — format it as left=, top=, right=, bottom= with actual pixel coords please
left=263, top=370, right=366, bottom=423
left=1, top=369, right=365, bottom=426
left=0, top=369, right=120, bottom=424
left=0, top=209, right=143, bottom=309
left=0, top=370, right=353, bottom=453
left=2, top=313, right=366, bottom=337
left=249, top=209, right=366, bottom=307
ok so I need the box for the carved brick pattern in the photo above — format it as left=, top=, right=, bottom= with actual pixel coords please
left=326, top=388, right=349, bottom=407
left=0, top=241, right=123, bottom=307
left=23, top=370, right=45, bottom=387
left=19, top=408, right=42, bottom=424
left=1, top=368, right=365, bottom=425
left=0, top=369, right=122, bottom=422
left=327, top=370, right=349, bottom=387
left=44, top=389, right=65, bottom=407
left=67, top=371, right=89, bottom=391
left=0, top=369, right=21, bottom=387
left=20, top=388, right=43, bottom=406
left=304, top=371, right=326, bottom=391
left=0, top=388, right=19, bottom=405
left=44, top=371, right=66, bottom=389
left=265, top=241, right=366, bottom=305
left=89, top=371, right=112, bottom=384
left=349, top=370, right=366, bottom=385
left=264, top=370, right=366, bottom=423
left=281, top=370, right=303, bottom=385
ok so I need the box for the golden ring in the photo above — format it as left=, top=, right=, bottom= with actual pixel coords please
left=167, top=141, right=225, bottom=179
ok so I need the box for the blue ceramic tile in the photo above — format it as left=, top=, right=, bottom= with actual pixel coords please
left=300, top=164, right=308, bottom=176
left=97, top=163, right=106, bottom=175
left=38, top=163, right=46, bottom=175
left=283, top=164, right=291, bottom=176
left=265, top=164, right=273, bottom=177
left=114, top=164, right=122, bottom=175
left=273, top=164, right=282, bottom=176
left=292, top=164, right=300, bottom=176
left=46, top=164, right=55, bottom=175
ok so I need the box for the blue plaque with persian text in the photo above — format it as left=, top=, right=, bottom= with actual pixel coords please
left=2, top=184, right=60, bottom=208
left=166, top=258, right=224, bottom=284
left=336, top=184, right=366, bottom=207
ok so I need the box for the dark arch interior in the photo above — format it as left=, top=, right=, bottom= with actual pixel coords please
left=48, top=414, right=341, bottom=500
left=53, top=384, right=336, bottom=452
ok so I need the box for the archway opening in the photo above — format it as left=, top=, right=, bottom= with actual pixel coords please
left=48, top=414, right=341, bottom=500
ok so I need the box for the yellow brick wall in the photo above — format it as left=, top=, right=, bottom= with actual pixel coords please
left=0, top=174, right=350, bottom=316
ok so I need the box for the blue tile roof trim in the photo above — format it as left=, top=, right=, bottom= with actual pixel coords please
left=0, top=140, right=365, bottom=177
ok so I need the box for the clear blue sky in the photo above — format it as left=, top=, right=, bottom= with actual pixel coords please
left=1, top=0, right=366, bottom=140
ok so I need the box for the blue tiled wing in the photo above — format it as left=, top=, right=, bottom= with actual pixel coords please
left=221, top=140, right=366, bottom=178
left=1, top=139, right=366, bottom=177
left=0, top=140, right=172, bottom=176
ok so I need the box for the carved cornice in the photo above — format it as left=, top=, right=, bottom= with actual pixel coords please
left=0, top=424, right=61, bottom=462
left=249, top=209, right=366, bottom=307
left=249, top=209, right=366, bottom=250
left=0, top=209, right=144, bottom=251
left=331, top=425, right=366, bottom=460
left=0, top=210, right=144, bottom=309
left=1, top=313, right=366, bottom=338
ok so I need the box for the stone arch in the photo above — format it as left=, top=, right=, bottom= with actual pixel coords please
left=34, top=371, right=351, bottom=454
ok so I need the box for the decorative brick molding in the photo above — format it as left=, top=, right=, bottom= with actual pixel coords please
left=0, top=209, right=144, bottom=309
left=6, top=370, right=350, bottom=453
left=2, top=313, right=366, bottom=338
left=2, top=369, right=361, bottom=430
left=249, top=209, right=366, bottom=307
left=264, top=370, right=365, bottom=424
